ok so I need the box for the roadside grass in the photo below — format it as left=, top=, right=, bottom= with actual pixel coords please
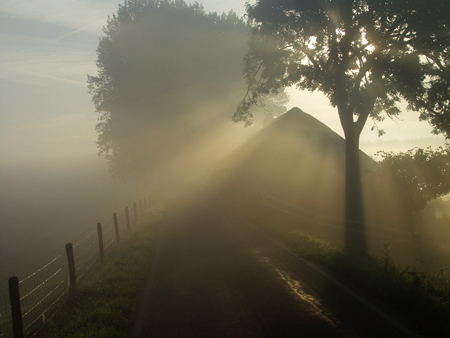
left=35, top=203, right=165, bottom=338
left=288, top=231, right=450, bottom=337
left=239, top=204, right=450, bottom=337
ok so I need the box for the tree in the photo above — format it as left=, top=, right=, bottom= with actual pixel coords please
left=87, top=0, right=252, bottom=182
left=376, top=146, right=450, bottom=215
left=233, top=0, right=450, bottom=250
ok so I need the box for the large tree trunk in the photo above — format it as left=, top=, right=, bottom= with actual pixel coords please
left=344, top=131, right=367, bottom=252
left=338, top=104, right=368, bottom=252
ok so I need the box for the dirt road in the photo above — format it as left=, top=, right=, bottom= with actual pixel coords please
left=127, top=196, right=420, bottom=337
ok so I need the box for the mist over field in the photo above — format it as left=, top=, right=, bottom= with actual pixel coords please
left=0, top=155, right=155, bottom=281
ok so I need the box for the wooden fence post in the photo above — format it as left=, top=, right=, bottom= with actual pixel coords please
left=140, top=199, right=143, bottom=216
left=113, top=213, right=120, bottom=243
left=9, top=276, right=24, bottom=338
left=65, top=243, right=76, bottom=291
left=125, top=206, right=130, bottom=230
left=97, top=223, right=105, bottom=263
left=134, top=202, right=138, bottom=223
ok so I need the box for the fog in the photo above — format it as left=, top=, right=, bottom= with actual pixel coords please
left=0, top=2, right=261, bottom=282
left=87, top=4, right=255, bottom=179
left=0, top=155, right=155, bottom=281
left=2, top=0, right=449, bottom=285
left=209, top=108, right=450, bottom=274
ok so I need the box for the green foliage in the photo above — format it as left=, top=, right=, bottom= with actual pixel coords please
left=376, top=145, right=450, bottom=211
left=235, top=0, right=450, bottom=138
left=88, top=0, right=250, bottom=179
left=287, top=231, right=450, bottom=337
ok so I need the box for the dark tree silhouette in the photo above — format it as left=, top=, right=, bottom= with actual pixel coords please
left=376, top=146, right=450, bottom=214
left=233, top=0, right=450, bottom=250
left=87, top=0, right=251, bottom=180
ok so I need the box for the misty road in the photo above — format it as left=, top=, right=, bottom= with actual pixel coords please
left=128, top=195, right=420, bottom=338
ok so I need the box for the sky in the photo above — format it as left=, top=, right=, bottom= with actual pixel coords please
left=0, top=0, right=446, bottom=170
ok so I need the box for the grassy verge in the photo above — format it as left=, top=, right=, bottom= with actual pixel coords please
left=240, top=204, right=450, bottom=337
left=288, top=231, right=450, bottom=337
left=36, top=204, right=165, bottom=338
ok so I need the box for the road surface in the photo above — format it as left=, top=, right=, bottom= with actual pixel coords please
left=127, top=195, right=420, bottom=338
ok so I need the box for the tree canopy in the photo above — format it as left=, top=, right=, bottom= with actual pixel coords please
left=88, top=0, right=252, bottom=180
left=376, top=146, right=450, bottom=212
left=234, top=0, right=450, bottom=135
left=233, top=0, right=450, bottom=250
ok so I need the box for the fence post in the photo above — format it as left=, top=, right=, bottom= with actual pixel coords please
left=125, top=206, right=130, bottom=230
left=144, top=197, right=147, bottom=210
left=140, top=199, right=143, bottom=216
left=65, top=243, right=77, bottom=291
left=97, top=223, right=105, bottom=263
left=134, top=202, right=138, bottom=223
left=113, top=213, right=120, bottom=243
left=9, top=276, right=24, bottom=338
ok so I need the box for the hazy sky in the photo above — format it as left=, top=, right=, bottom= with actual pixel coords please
left=0, top=0, right=446, bottom=169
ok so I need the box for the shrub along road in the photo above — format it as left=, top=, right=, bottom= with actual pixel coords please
left=126, top=195, right=420, bottom=338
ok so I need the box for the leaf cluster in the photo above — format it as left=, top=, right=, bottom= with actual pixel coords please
left=376, top=145, right=450, bottom=211
left=235, top=0, right=450, bottom=138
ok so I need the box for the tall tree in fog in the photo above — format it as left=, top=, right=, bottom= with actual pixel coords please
left=88, top=0, right=251, bottom=180
left=233, top=0, right=450, bottom=250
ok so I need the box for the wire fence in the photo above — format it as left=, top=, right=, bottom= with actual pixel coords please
left=18, top=251, right=68, bottom=337
left=0, top=193, right=156, bottom=338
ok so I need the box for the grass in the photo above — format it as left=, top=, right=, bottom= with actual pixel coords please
left=239, top=203, right=450, bottom=336
left=33, top=199, right=450, bottom=336
left=287, top=231, right=450, bottom=337
left=35, top=203, right=165, bottom=338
